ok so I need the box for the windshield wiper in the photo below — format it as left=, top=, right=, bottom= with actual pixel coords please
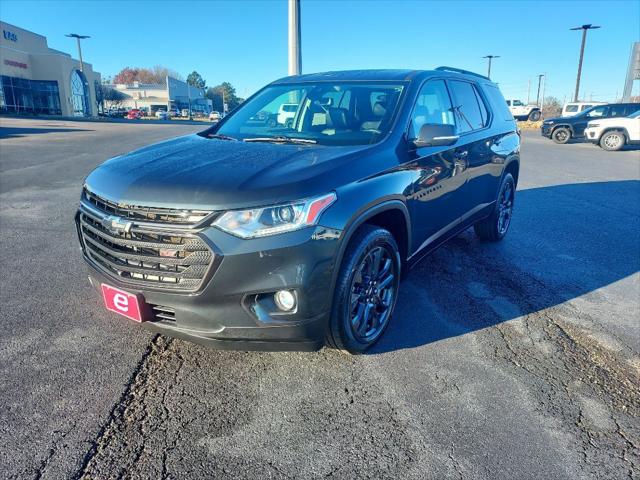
left=206, top=133, right=238, bottom=141
left=244, top=136, right=317, bottom=145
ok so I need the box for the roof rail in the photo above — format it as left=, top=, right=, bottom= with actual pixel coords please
left=435, top=66, right=491, bottom=81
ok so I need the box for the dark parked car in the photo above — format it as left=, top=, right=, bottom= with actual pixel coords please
left=76, top=67, right=520, bottom=353
left=541, top=103, right=639, bottom=144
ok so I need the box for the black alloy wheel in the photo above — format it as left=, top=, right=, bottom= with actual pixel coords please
left=552, top=127, right=571, bottom=144
left=348, top=245, right=396, bottom=343
left=327, top=225, right=401, bottom=353
left=474, top=173, right=516, bottom=242
left=497, top=178, right=514, bottom=236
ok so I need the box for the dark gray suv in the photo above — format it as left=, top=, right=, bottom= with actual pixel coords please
left=76, top=67, right=520, bottom=353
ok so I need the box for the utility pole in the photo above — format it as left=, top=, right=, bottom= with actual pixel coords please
left=65, top=33, right=90, bottom=72
left=536, top=74, right=544, bottom=105
left=483, top=55, right=500, bottom=79
left=288, top=0, right=302, bottom=76
left=570, top=24, right=600, bottom=102
left=526, top=77, right=531, bottom=104
left=540, top=73, right=546, bottom=110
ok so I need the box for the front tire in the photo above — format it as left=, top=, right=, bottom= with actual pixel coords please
left=552, top=127, right=571, bottom=144
left=474, top=173, right=515, bottom=242
left=528, top=110, right=541, bottom=121
left=326, top=225, right=401, bottom=354
left=599, top=130, right=626, bottom=151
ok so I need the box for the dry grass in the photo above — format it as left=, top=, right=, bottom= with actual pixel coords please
left=517, top=120, right=543, bottom=130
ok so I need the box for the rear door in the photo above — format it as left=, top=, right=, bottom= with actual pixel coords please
left=406, top=79, right=468, bottom=252
left=447, top=79, right=497, bottom=217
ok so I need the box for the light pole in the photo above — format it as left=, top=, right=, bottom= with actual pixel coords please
left=65, top=33, right=90, bottom=72
left=570, top=24, right=600, bottom=102
left=536, top=74, right=545, bottom=105
left=288, top=0, right=302, bottom=76
left=483, top=55, right=500, bottom=79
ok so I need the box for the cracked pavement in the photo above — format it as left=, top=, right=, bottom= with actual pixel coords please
left=0, top=118, right=638, bottom=479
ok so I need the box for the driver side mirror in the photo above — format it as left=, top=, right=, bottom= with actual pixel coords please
left=413, top=123, right=459, bottom=148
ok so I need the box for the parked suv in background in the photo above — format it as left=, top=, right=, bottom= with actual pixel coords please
left=506, top=99, right=541, bottom=121
left=541, top=103, right=639, bottom=144
left=584, top=109, right=640, bottom=151
left=76, top=67, right=520, bottom=353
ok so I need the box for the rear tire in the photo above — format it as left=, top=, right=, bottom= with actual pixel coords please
left=528, top=110, right=541, bottom=121
left=474, top=173, right=515, bottom=242
left=552, top=127, right=571, bottom=144
left=599, top=130, right=626, bottom=151
left=326, top=225, right=401, bottom=354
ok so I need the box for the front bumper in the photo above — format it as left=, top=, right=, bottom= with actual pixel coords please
left=540, top=124, right=553, bottom=137
left=583, top=127, right=601, bottom=143
left=79, top=218, right=342, bottom=351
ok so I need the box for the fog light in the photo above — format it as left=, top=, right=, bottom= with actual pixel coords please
left=274, top=290, right=296, bottom=312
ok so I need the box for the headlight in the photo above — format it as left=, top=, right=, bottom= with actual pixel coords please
left=544, top=120, right=554, bottom=125
left=213, top=192, right=336, bottom=238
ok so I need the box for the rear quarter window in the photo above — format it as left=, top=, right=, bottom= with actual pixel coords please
left=482, top=84, right=514, bottom=122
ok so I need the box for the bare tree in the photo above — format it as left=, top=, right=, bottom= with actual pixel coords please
left=541, top=96, right=562, bottom=119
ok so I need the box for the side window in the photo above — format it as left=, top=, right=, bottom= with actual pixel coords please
left=585, top=106, right=608, bottom=118
left=408, top=79, right=455, bottom=139
left=609, top=104, right=627, bottom=117
left=448, top=80, right=487, bottom=133
left=483, top=84, right=514, bottom=122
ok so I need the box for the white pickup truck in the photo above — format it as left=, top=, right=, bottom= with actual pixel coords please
left=584, top=110, right=640, bottom=151
left=505, top=99, right=542, bottom=121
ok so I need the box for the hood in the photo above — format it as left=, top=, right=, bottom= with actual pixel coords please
left=545, top=114, right=583, bottom=123
left=85, top=134, right=372, bottom=210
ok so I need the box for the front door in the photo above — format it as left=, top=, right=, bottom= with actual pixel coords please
left=574, top=105, right=610, bottom=137
left=405, top=79, right=469, bottom=254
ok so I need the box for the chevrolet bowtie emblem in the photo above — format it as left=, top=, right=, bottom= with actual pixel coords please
left=101, top=215, right=133, bottom=234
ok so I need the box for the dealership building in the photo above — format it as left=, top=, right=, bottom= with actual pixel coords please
left=109, top=77, right=211, bottom=114
left=0, top=21, right=101, bottom=116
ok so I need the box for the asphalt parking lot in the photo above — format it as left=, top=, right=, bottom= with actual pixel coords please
left=1, top=117, right=638, bottom=479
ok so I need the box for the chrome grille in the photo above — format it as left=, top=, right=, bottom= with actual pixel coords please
left=83, top=188, right=212, bottom=225
left=78, top=199, right=215, bottom=292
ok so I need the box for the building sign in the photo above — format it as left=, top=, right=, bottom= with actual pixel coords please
left=4, top=59, right=28, bottom=69
left=3, top=30, right=17, bottom=42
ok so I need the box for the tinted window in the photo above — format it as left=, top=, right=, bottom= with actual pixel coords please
left=565, top=105, right=579, bottom=112
left=484, top=84, right=513, bottom=122
left=449, top=80, right=486, bottom=133
left=408, top=79, right=455, bottom=139
left=609, top=104, right=628, bottom=117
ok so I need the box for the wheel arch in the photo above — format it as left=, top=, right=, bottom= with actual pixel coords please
left=328, top=200, right=411, bottom=301
left=551, top=123, right=574, bottom=135
left=504, top=159, right=520, bottom=187
left=601, top=126, right=629, bottom=138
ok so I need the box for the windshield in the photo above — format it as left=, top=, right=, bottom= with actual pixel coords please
left=214, top=82, right=406, bottom=146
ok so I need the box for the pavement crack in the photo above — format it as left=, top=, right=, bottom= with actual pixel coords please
left=71, top=334, right=173, bottom=480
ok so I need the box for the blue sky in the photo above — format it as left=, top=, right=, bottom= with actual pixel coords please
left=2, top=0, right=639, bottom=102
